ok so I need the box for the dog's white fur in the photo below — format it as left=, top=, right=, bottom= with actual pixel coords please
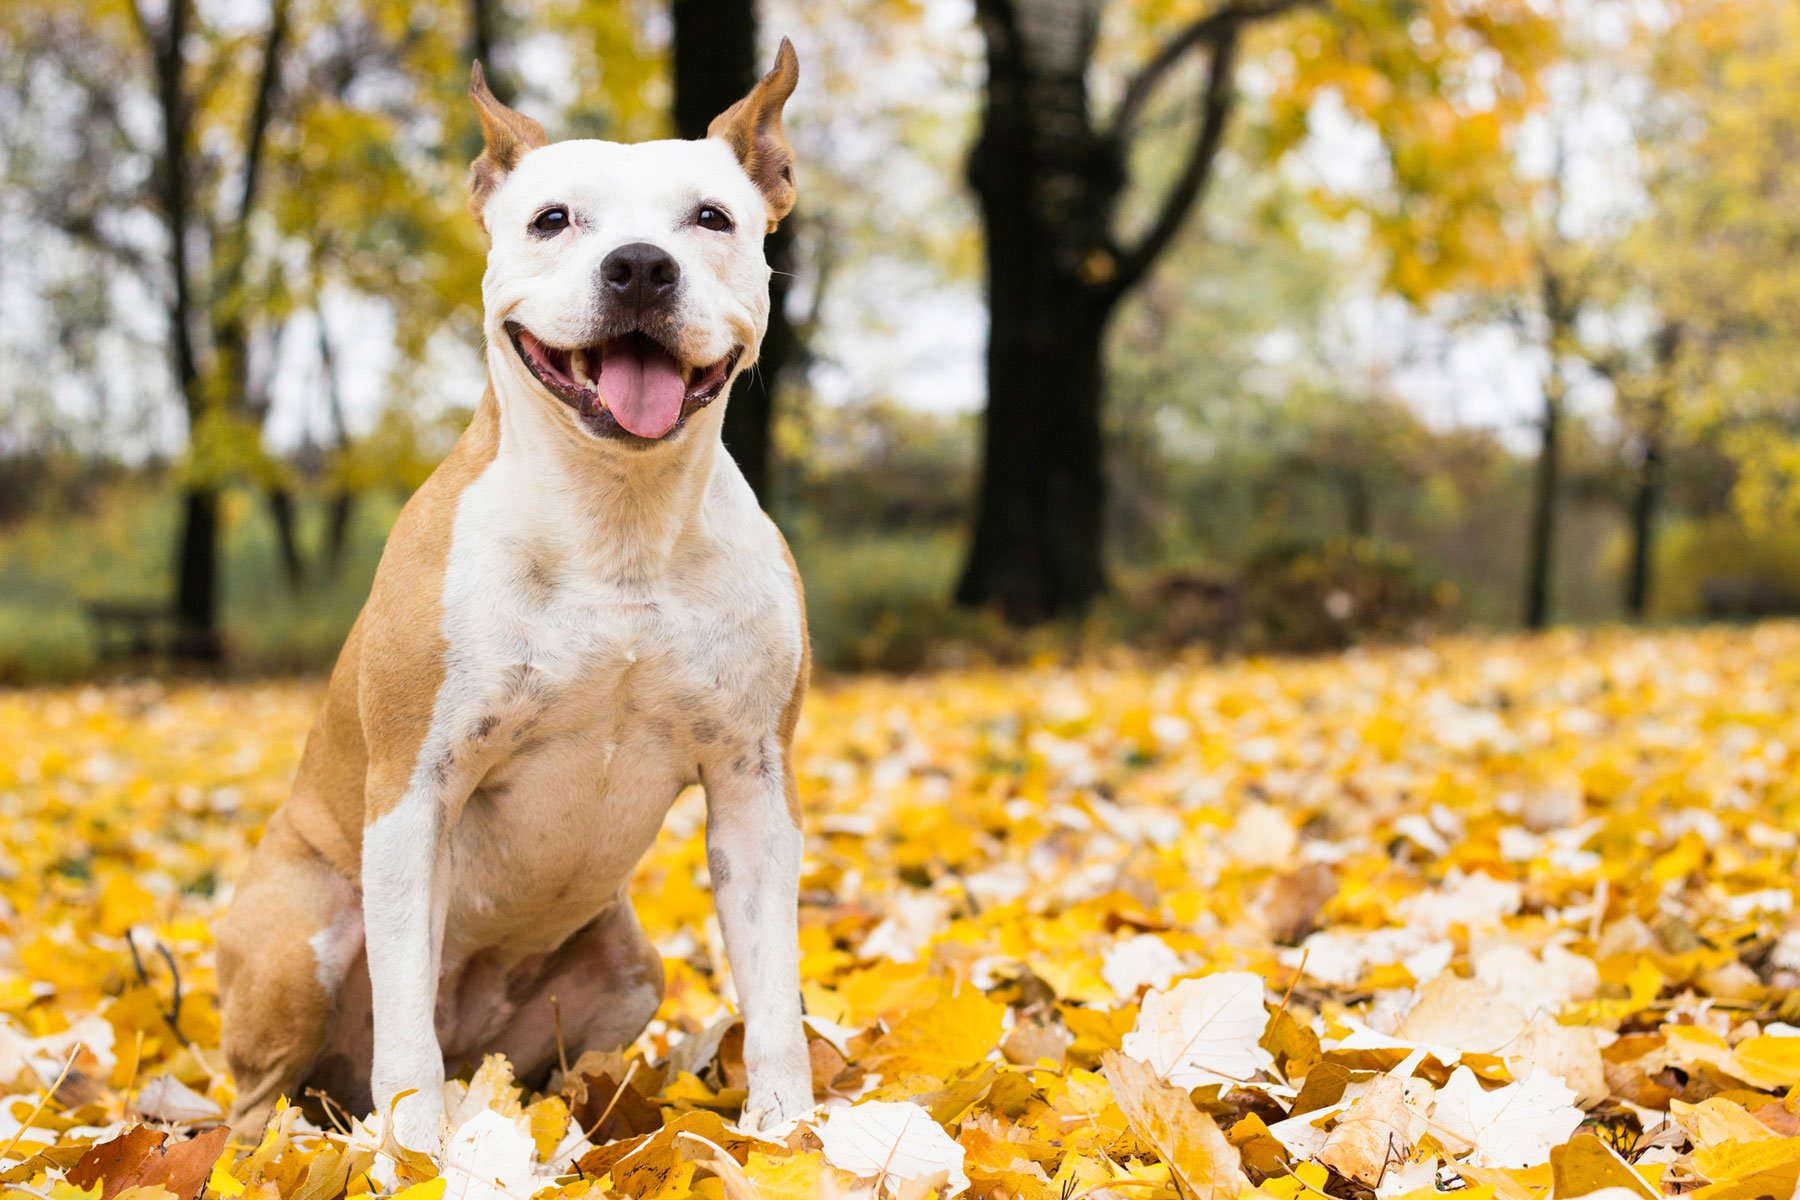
left=488, top=139, right=771, bottom=382
left=217, top=46, right=813, bottom=1150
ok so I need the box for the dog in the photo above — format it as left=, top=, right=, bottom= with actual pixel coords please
left=215, top=41, right=814, bottom=1150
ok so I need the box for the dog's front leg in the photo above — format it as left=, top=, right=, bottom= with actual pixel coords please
left=363, top=768, right=457, bottom=1152
left=704, top=742, right=813, bottom=1131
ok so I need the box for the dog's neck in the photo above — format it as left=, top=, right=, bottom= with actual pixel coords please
left=483, top=349, right=733, bottom=585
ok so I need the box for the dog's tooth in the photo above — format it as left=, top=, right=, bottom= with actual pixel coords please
left=571, top=349, right=590, bottom=387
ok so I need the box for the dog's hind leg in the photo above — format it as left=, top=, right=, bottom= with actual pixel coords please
left=217, top=813, right=364, bottom=1137
left=454, top=896, right=665, bottom=1088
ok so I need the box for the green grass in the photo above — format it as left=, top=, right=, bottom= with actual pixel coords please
left=787, top=522, right=982, bottom=672
left=0, top=480, right=402, bottom=683
left=0, top=480, right=979, bottom=681
left=9, top=474, right=1787, bottom=684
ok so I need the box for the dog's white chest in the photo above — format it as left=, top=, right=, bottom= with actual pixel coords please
left=424, top=475, right=800, bottom=960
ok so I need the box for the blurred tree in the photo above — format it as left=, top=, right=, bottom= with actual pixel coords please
left=670, top=0, right=795, bottom=503
left=1520, top=166, right=1578, bottom=632
left=1491, top=0, right=1798, bottom=622
left=1625, top=326, right=1683, bottom=620
left=1270, top=0, right=1570, bottom=627
left=1, top=0, right=662, bottom=658
left=1104, top=180, right=1348, bottom=567
left=468, top=0, right=513, bottom=104
left=956, top=0, right=1559, bottom=624
left=791, top=400, right=976, bottom=535
left=1582, top=321, right=1683, bottom=621
left=140, top=0, right=283, bottom=654
left=1, top=0, right=478, bottom=655
left=957, top=0, right=1275, bottom=622
left=1573, top=0, right=1797, bottom=620
left=1280, top=391, right=1426, bottom=540
left=1638, top=0, right=1800, bottom=537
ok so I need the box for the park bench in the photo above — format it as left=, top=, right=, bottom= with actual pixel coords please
left=83, top=600, right=180, bottom=663
left=1702, top=576, right=1799, bottom=620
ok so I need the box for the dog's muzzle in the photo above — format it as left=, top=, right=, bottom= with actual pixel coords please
left=506, top=322, right=739, bottom=444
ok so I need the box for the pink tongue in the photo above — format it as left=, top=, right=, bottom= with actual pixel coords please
left=599, top=344, right=686, bottom=438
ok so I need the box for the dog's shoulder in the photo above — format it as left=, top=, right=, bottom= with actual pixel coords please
left=686, top=469, right=806, bottom=639
left=353, top=392, right=503, bottom=811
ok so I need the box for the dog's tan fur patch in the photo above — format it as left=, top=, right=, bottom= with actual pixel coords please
left=708, top=38, right=799, bottom=231
left=468, top=65, right=548, bottom=229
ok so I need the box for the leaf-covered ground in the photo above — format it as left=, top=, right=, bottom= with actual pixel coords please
left=5, top=624, right=1800, bottom=1199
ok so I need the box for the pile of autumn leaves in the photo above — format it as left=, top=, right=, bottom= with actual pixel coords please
left=4, top=623, right=1800, bottom=1199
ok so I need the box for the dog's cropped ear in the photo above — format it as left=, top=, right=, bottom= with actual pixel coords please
left=707, top=38, right=799, bottom=232
left=468, top=62, right=548, bottom=229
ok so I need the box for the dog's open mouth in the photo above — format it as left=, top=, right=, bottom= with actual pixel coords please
left=506, top=323, right=738, bottom=442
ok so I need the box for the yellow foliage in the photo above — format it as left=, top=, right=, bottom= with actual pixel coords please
left=4, top=626, right=1800, bottom=1194
left=862, top=983, right=1005, bottom=1084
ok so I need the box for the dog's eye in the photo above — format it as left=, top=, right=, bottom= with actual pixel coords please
left=696, top=206, right=733, bottom=233
left=532, top=207, right=570, bottom=235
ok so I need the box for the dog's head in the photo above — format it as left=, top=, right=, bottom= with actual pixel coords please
left=469, top=42, right=798, bottom=447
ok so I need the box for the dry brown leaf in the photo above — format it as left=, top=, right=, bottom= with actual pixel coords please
left=1262, top=1006, right=1323, bottom=1083
left=1000, top=1011, right=1074, bottom=1068
left=1316, top=1074, right=1427, bottom=1187
left=1103, top=1050, right=1245, bottom=1200
left=565, top=1062, right=664, bottom=1143
left=67, top=1124, right=228, bottom=1200
left=809, top=1031, right=852, bottom=1094
left=1265, top=863, right=1339, bottom=945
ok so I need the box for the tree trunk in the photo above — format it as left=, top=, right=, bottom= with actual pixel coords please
left=147, top=0, right=290, bottom=659
left=175, top=488, right=223, bottom=660
left=1523, top=384, right=1561, bottom=630
left=268, top=487, right=305, bottom=590
left=1343, top=472, right=1372, bottom=540
left=957, top=0, right=1119, bottom=621
left=316, top=289, right=357, bottom=578
left=1523, top=263, right=1575, bottom=632
left=1624, top=428, right=1660, bottom=621
left=468, top=0, right=510, bottom=102
left=723, top=226, right=792, bottom=502
left=144, top=0, right=224, bottom=660
left=1625, top=323, right=1679, bottom=621
left=671, top=0, right=792, bottom=504
left=957, top=293, right=1110, bottom=622
left=326, top=490, right=356, bottom=573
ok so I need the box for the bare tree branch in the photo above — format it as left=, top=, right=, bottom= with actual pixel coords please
left=209, top=0, right=292, bottom=419
left=1105, top=26, right=1240, bottom=303
left=236, top=0, right=290, bottom=232
left=133, top=0, right=202, bottom=408
left=1109, top=0, right=1311, bottom=146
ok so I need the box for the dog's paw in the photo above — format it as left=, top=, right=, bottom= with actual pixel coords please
left=740, top=1082, right=815, bottom=1135
left=383, top=1084, right=448, bottom=1155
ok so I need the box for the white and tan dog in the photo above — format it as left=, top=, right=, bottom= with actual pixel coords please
left=216, top=43, right=813, bottom=1149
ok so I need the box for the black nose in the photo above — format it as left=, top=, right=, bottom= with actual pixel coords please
left=600, top=241, right=680, bottom=308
